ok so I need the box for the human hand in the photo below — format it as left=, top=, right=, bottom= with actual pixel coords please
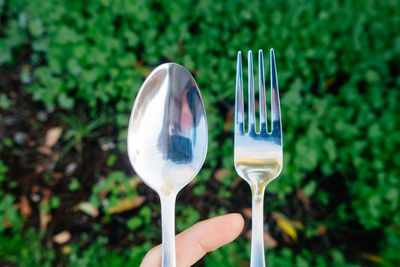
left=140, top=213, right=244, bottom=267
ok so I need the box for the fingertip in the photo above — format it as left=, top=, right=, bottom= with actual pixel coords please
left=196, top=213, right=245, bottom=249
left=228, top=213, right=245, bottom=233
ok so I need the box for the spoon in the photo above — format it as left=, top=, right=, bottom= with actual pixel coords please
left=127, top=63, right=208, bottom=267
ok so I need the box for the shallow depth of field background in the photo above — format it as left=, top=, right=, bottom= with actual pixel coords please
left=1, top=0, right=400, bottom=266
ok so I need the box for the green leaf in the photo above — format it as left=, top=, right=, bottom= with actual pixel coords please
left=50, top=196, right=61, bottom=209
left=302, top=181, right=317, bottom=197
left=29, top=19, right=44, bottom=37
left=20, top=70, right=31, bottom=84
left=68, top=178, right=81, bottom=191
left=67, top=58, right=82, bottom=75
left=126, top=217, right=142, bottom=230
left=365, top=70, right=380, bottom=83
left=106, top=154, right=117, bottom=167
left=58, top=93, right=74, bottom=109
left=0, top=94, right=13, bottom=109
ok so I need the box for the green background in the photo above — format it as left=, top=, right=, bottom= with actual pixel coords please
left=1, top=0, right=400, bottom=266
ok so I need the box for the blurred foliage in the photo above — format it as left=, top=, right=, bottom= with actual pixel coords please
left=1, top=0, right=400, bottom=265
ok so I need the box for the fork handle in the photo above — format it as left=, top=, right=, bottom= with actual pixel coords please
left=250, top=185, right=266, bottom=267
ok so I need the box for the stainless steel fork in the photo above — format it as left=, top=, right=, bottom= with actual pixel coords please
left=234, top=49, right=283, bottom=267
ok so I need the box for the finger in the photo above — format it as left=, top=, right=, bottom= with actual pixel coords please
left=140, top=213, right=244, bottom=267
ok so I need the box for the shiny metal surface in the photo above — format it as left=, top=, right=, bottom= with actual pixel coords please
left=234, top=49, right=283, bottom=267
left=127, top=63, right=207, bottom=267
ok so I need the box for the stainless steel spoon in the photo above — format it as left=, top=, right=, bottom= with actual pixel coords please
left=127, top=63, right=208, bottom=267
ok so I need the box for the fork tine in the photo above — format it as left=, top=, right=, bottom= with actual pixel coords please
left=258, top=50, right=267, bottom=132
left=270, top=49, right=281, bottom=135
left=248, top=51, right=255, bottom=132
left=235, top=51, right=244, bottom=132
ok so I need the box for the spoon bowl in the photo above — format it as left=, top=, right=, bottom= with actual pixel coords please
left=127, top=63, right=207, bottom=266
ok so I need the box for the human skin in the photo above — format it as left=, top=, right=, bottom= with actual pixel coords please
left=140, top=213, right=245, bottom=267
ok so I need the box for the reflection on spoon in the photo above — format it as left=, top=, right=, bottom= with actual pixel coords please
left=127, top=63, right=207, bottom=267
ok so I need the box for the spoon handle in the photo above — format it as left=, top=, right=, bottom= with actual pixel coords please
left=160, top=194, right=177, bottom=267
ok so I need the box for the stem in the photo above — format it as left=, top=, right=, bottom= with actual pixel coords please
left=160, top=193, right=177, bottom=267
left=250, top=183, right=266, bottom=267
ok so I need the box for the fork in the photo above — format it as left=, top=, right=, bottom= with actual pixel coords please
left=234, top=49, right=283, bottom=267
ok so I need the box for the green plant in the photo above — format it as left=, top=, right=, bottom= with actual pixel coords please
left=68, top=177, right=81, bottom=191
left=205, top=237, right=250, bottom=266
left=0, top=158, right=54, bottom=265
left=0, top=228, right=55, bottom=266
left=1, top=0, right=400, bottom=265
left=66, top=236, right=151, bottom=266
left=61, top=112, right=106, bottom=155
left=0, top=160, right=22, bottom=233
left=0, top=94, right=13, bottom=109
